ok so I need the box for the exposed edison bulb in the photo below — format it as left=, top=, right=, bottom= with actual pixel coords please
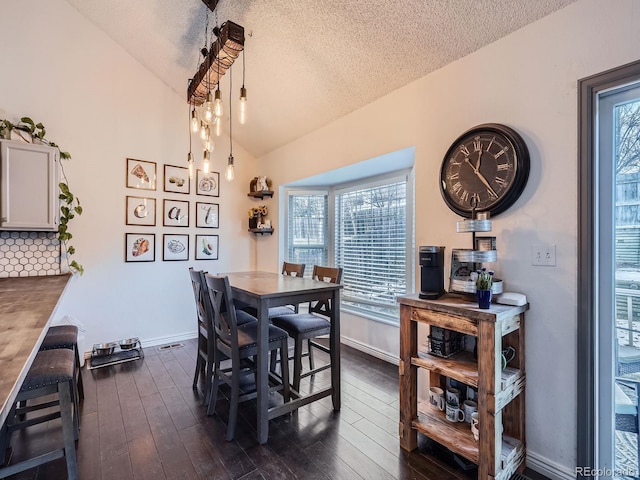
left=203, top=150, right=210, bottom=174
left=204, top=92, right=214, bottom=123
left=215, top=119, right=221, bottom=137
left=190, top=110, right=199, bottom=132
left=225, top=155, right=235, bottom=181
left=239, top=87, right=247, bottom=125
left=214, top=89, right=223, bottom=118
left=187, top=152, right=194, bottom=179
left=204, top=136, right=214, bottom=153
left=200, top=121, right=207, bottom=140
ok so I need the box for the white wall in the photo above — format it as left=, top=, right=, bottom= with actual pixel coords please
left=0, top=1, right=257, bottom=349
left=258, top=0, right=640, bottom=476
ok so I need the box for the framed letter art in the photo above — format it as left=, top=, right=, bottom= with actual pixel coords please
left=196, top=202, right=219, bottom=228
left=163, top=199, right=189, bottom=227
left=126, top=158, right=157, bottom=190
left=126, top=196, right=156, bottom=226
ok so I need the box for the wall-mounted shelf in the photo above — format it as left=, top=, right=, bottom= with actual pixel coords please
left=249, top=228, right=273, bottom=235
left=247, top=191, right=274, bottom=199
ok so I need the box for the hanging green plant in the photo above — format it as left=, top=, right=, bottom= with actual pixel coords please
left=0, top=116, right=84, bottom=274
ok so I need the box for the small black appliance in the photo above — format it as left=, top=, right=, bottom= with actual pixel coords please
left=418, top=246, right=445, bottom=300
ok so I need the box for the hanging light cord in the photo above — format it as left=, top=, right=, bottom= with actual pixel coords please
left=242, top=49, right=246, bottom=90
left=229, top=66, right=233, bottom=157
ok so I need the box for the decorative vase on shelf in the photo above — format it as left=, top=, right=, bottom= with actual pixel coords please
left=477, top=289, right=492, bottom=309
left=249, top=217, right=258, bottom=229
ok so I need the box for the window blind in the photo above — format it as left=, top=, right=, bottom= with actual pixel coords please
left=287, top=193, right=328, bottom=273
left=335, top=180, right=407, bottom=320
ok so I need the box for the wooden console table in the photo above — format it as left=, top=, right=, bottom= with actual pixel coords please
left=397, top=293, right=528, bottom=479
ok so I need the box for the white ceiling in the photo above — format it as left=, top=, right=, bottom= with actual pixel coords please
left=65, top=0, right=576, bottom=158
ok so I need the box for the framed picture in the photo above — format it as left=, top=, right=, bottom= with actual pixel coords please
left=126, top=196, right=156, bottom=226
left=196, top=170, right=220, bottom=197
left=195, top=234, right=219, bottom=260
left=164, top=165, right=190, bottom=194
left=125, top=233, right=155, bottom=262
left=162, top=234, right=189, bottom=261
left=163, top=199, right=189, bottom=227
left=196, top=202, right=219, bottom=228
left=126, top=158, right=157, bottom=190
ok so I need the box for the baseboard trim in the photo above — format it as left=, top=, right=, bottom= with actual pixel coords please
left=340, top=335, right=399, bottom=366
left=83, top=331, right=197, bottom=360
left=527, top=450, right=576, bottom=480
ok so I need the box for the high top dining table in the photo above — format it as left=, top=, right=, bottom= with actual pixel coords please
left=0, top=274, right=72, bottom=428
left=221, top=271, right=342, bottom=444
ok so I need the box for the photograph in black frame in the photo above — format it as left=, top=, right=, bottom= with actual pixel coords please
left=195, top=234, right=219, bottom=260
left=125, top=233, right=155, bottom=262
left=196, top=202, right=219, bottom=228
left=162, top=234, right=189, bottom=261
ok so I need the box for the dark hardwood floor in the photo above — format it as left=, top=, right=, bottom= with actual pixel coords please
left=4, top=339, right=545, bottom=479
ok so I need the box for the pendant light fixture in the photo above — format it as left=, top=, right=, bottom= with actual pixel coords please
left=225, top=67, right=235, bottom=182
left=186, top=0, right=245, bottom=180
left=239, top=50, right=247, bottom=125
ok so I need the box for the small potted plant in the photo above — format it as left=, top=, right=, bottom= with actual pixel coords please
left=248, top=205, right=268, bottom=229
left=475, top=267, right=494, bottom=309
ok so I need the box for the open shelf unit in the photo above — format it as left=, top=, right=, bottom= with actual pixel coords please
left=247, top=190, right=273, bottom=199
left=398, top=293, right=528, bottom=479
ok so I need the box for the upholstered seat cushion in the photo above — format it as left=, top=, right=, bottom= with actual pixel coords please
left=40, top=325, right=78, bottom=350
left=270, top=313, right=330, bottom=335
left=236, top=309, right=258, bottom=326
left=21, top=349, right=75, bottom=391
left=240, top=305, right=297, bottom=319
left=234, top=322, right=289, bottom=350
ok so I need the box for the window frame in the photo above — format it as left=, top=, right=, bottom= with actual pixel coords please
left=283, top=169, right=414, bottom=326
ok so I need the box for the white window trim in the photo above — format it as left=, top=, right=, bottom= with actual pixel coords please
left=282, top=169, right=414, bottom=326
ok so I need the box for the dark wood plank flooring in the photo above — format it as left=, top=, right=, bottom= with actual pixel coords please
left=3, top=339, right=546, bottom=479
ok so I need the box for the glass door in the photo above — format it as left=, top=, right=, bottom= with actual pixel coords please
left=598, top=83, right=640, bottom=479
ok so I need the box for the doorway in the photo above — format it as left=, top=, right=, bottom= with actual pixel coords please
left=579, top=61, right=640, bottom=478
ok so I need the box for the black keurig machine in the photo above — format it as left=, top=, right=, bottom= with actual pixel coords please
left=418, top=246, right=445, bottom=299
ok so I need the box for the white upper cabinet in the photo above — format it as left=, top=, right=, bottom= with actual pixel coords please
left=0, top=140, right=59, bottom=231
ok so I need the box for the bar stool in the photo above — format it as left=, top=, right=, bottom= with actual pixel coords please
left=40, top=325, right=84, bottom=400
left=0, top=349, right=79, bottom=479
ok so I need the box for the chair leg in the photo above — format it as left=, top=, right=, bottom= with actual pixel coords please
left=307, top=338, right=315, bottom=370
left=192, top=354, right=203, bottom=391
left=226, top=359, right=240, bottom=441
left=206, top=353, right=221, bottom=416
left=204, top=353, right=214, bottom=406
left=280, top=339, right=290, bottom=403
left=74, top=346, right=84, bottom=401
left=59, top=380, right=79, bottom=480
left=293, top=337, right=303, bottom=392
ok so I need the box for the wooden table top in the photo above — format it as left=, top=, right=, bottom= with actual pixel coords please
left=0, top=274, right=72, bottom=426
left=221, top=271, right=342, bottom=298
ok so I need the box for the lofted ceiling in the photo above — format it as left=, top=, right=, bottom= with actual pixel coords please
left=65, top=0, right=576, bottom=158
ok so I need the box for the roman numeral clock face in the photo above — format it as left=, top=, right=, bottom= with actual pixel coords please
left=439, top=124, right=530, bottom=218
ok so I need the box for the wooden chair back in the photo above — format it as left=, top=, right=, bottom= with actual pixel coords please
left=189, top=268, right=209, bottom=331
left=204, top=274, right=241, bottom=354
left=282, top=262, right=305, bottom=277
left=309, top=265, right=343, bottom=317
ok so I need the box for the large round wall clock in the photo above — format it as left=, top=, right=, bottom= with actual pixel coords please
left=439, top=123, right=530, bottom=218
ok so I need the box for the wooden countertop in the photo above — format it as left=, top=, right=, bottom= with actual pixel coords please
left=0, top=274, right=72, bottom=426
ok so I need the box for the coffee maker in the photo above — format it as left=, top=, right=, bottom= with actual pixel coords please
left=418, top=246, right=445, bottom=299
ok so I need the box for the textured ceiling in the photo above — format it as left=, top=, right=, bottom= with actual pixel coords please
left=65, top=0, right=576, bottom=158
